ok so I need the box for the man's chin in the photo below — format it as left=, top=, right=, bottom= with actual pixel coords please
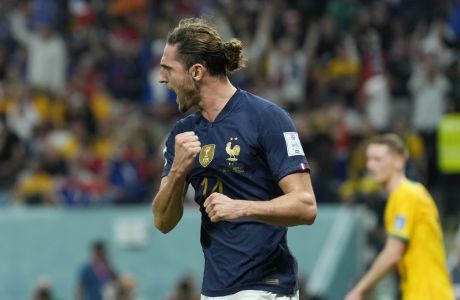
left=177, top=96, right=199, bottom=113
left=368, top=173, right=381, bottom=183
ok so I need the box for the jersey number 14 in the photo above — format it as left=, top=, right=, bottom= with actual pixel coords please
left=200, top=177, right=223, bottom=198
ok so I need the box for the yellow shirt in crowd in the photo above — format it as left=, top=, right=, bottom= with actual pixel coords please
left=385, top=179, right=454, bottom=300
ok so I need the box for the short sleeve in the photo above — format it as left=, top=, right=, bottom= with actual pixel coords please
left=161, top=126, right=178, bottom=178
left=386, top=196, right=416, bottom=241
left=258, top=105, right=310, bottom=181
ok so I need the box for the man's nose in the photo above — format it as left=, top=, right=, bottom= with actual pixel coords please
left=158, top=70, right=167, bottom=83
left=366, top=161, right=373, bottom=171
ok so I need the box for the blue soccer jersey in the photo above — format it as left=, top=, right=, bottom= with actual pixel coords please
left=162, top=89, right=310, bottom=296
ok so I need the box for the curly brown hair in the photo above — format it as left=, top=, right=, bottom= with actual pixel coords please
left=167, top=18, right=246, bottom=76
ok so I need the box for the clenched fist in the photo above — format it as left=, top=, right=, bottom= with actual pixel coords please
left=171, top=131, right=201, bottom=176
left=203, top=193, right=250, bottom=222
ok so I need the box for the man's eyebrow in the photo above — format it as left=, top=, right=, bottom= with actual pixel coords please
left=160, top=63, right=172, bottom=69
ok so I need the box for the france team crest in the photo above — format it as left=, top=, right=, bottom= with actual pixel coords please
left=200, top=144, right=216, bottom=167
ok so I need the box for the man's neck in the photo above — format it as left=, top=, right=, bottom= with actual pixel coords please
left=385, top=172, right=407, bottom=194
left=199, top=77, right=237, bottom=122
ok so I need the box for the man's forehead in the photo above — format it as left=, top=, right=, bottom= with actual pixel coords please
left=161, top=43, right=180, bottom=64
left=367, top=143, right=390, bottom=155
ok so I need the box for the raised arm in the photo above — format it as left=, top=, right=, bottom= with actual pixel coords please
left=10, top=8, right=33, bottom=47
left=152, top=131, right=201, bottom=233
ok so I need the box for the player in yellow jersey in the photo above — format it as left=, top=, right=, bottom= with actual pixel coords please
left=345, top=133, right=454, bottom=300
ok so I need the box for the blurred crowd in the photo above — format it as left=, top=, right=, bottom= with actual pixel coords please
left=30, top=239, right=316, bottom=300
left=0, top=0, right=459, bottom=215
left=30, top=241, right=144, bottom=300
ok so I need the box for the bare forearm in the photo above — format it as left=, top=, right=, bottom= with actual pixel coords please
left=246, top=191, right=317, bottom=227
left=203, top=173, right=317, bottom=226
left=354, top=250, right=397, bottom=294
left=153, top=131, right=202, bottom=233
left=152, top=171, right=187, bottom=233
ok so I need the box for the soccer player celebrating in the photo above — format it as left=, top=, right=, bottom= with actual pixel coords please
left=152, top=18, right=317, bottom=300
left=345, top=134, right=454, bottom=300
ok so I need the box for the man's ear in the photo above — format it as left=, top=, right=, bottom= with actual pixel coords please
left=190, top=64, right=205, bottom=81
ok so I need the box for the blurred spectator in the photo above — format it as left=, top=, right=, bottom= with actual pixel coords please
left=386, top=17, right=412, bottom=103
left=410, top=50, right=451, bottom=134
left=0, top=114, right=25, bottom=204
left=358, top=30, right=391, bottom=132
left=325, top=100, right=352, bottom=183
left=264, top=9, right=308, bottom=111
left=369, top=1, right=392, bottom=54
left=168, top=274, right=200, bottom=300
left=60, top=153, right=109, bottom=206
left=106, top=21, right=144, bottom=101
left=77, top=241, right=118, bottom=300
left=327, top=0, right=360, bottom=32
left=32, top=277, right=61, bottom=300
left=5, top=86, right=40, bottom=143
left=310, top=15, right=340, bottom=65
left=111, top=274, right=144, bottom=300
left=409, top=44, right=451, bottom=187
left=40, top=142, right=69, bottom=177
left=13, top=159, right=55, bottom=205
left=326, top=36, right=360, bottom=103
left=10, top=3, right=67, bottom=94
left=107, top=146, right=150, bottom=204
left=106, top=112, right=153, bottom=204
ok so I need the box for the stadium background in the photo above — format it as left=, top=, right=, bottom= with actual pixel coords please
left=0, top=0, right=459, bottom=299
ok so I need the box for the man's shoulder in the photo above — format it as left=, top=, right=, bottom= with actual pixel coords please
left=401, top=180, right=427, bottom=196
left=390, top=180, right=428, bottom=206
left=238, top=90, right=278, bottom=111
left=237, top=90, right=290, bottom=123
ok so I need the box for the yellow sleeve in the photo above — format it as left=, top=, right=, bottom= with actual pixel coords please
left=386, top=192, right=417, bottom=241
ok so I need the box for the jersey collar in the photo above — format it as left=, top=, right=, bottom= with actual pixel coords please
left=199, top=88, right=241, bottom=124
